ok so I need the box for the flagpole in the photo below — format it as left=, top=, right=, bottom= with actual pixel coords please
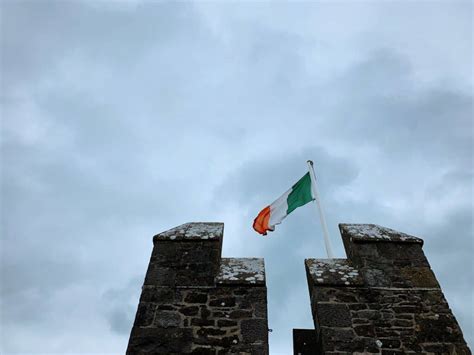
left=307, top=160, right=335, bottom=259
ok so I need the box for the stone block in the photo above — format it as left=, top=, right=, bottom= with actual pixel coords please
left=253, top=300, right=267, bottom=318
left=139, top=286, right=175, bottom=303
left=362, top=267, right=389, bottom=287
left=126, top=327, right=193, bottom=354
left=320, top=329, right=362, bottom=353
left=134, top=303, right=156, bottom=327
left=354, top=324, right=375, bottom=337
left=196, top=327, right=227, bottom=337
left=376, top=242, right=428, bottom=267
left=153, top=310, right=181, bottom=328
left=399, top=266, right=439, bottom=288
left=241, top=319, right=268, bottom=344
left=143, top=264, right=176, bottom=286
left=191, top=347, right=216, bottom=355
left=184, top=292, right=208, bottom=304
left=217, top=319, right=238, bottom=327
left=200, top=306, right=211, bottom=319
left=209, top=296, right=236, bottom=307
left=179, top=306, right=199, bottom=316
left=421, top=343, right=454, bottom=353
left=229, top=310, right=253, bottom=319
left=378, top=338, right=401, bottom=349
left=316, top=303, right=352, bottom=327
left=191, top=318, right=215, bottom=327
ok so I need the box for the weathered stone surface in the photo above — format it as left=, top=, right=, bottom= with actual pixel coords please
left=217, top=319, right=238, bottom=327
left=191, top=318, right=215, bottom=327
left=153, top=222, right=224, bottom=242
left=399, top=266, right=439, bottom=288
left=253, top=300, right=267, bottom=318
left=184, top=292, right=208, bottom=304
left=317, top=303, right=352, bottom=327
left=134, top=303, right=156, bottom=327
left=229, top=309, right=253, bottom=319
left=304, top=223, right=470, bottom=354
left=143, top=264, right=176, bottom=286
left=179, top=306, right=199, bottom=316
left=127, top=222, right=269, bottom=354
left=127, top=327, right=193, bottom=354
left=148, top=223, right=224, bottom=287
left=139, top=286, right=174, bottom=303
left=191, top=347, right=216, bottom=355
left=306, top=258, right=363, bottom=287
left=200, top=306, right=211, bottom=319
left=196, top=327, right=226, bottom=337
left=241, top=319, right=268, bottom=343
left=129, top=222, right=470, bottom=354
left=209, top=296, right=236, bottom=307
left=354, top=323, right=375, bottom=337
left=153, top=310, right=181, bottom=328
left=340, top=224, right=422, bottom=244
left=216, top=258, right=265, bottom=285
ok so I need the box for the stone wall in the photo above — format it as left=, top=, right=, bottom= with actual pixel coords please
left=127, top=223, right=269, bottom=355
left=305, top=224, right=471, bottom=354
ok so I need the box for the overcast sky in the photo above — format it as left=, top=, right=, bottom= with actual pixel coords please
left=1, top=1, right=472, bottom=354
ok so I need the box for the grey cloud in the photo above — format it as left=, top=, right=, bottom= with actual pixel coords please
left=1, top=1, right=472, bottom=353
left=2, top=1, right=198, bottom=92
left=102, top=276, right=143, bottom=335
left=319, top=50, right=473, bottom=165
left=423, top=208, right=474, bottom=342
left=214, top=146, right=358, bottom=209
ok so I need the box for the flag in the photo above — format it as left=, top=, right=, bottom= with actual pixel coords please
left=253, top=172, right=314, bottom=235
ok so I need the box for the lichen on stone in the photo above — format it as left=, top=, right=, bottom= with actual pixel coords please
left=340, top=224, right=422, bottom=244
left=154, top=222, right=224, bottom=241
left=305, top=258, right=363, bottom=286
left=216, top=258, right=265, bottom=285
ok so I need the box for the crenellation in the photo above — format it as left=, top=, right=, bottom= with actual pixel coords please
left=304, top=223, right=470, bottom=354
left=127, top=222, right=269, bottom=355
left=127, top=221, right=469, bottom=354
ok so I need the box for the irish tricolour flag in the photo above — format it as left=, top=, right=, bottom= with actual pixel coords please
left=253, top=172, right=314, bottom=235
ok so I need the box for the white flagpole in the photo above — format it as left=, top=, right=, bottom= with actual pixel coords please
left=307, top=160, right=335, bottom=259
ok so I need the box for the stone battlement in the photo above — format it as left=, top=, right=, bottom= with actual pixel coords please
left=127, top=223, right=269, bottom=355
left=127, top=222, right=470, bottom=355
left=302, top=223, right=470, bottom=354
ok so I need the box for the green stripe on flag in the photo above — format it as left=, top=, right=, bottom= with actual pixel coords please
left=286, top=172, right=314, bottom=214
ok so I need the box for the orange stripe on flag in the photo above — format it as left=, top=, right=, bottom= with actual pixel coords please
left=253, top=205, right=272, bottom=235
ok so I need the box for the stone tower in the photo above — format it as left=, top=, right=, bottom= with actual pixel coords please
left=302, top=223, right=470, bottom=354
left=126, top=222, right=269, bottom=354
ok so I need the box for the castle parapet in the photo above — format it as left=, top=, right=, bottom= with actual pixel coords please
left=127, top=222, right=269, bottom=355
left=145, top=222, right=224, bottom=287
left=339, top=224, right=439, bottom=288
left=304, top=223, right=470, bottom=354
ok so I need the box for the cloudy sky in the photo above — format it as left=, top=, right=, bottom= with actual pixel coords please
left=1, top=0, right=472, bottom=353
